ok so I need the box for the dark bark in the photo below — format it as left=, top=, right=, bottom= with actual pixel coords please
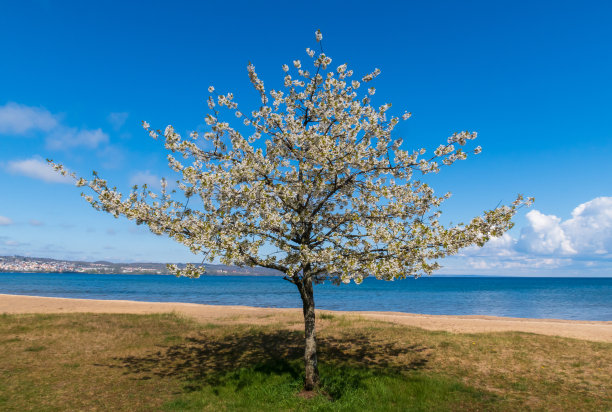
left=296, top=275, right=319, bottom=390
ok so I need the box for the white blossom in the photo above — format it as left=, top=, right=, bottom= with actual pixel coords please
left=51, top=35, right=529, bottom=291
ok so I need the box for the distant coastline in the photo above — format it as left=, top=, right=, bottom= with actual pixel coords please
left=0, top=255, right=282, bottom=276
left=2, top=255, right=611, bottom=278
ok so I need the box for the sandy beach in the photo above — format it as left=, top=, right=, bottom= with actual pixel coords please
left=1, top=293, right=611, bottom=343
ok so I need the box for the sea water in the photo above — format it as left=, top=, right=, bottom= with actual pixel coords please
left=1, top=273, right=611, bottom=321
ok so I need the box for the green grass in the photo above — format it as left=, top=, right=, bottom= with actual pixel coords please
left=0, top=312, right=610, bottom=411
left=164, top=361, right=496, bottom=411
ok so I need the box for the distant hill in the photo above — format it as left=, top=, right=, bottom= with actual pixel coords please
left=0, top=255, right=282, bottom=276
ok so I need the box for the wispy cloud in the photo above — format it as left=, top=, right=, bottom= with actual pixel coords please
left=0, top=102, right=109, bottom=150
left=97, top=144, right=125, bottom=169
left=46, top=127, right=109, bottom=150
left=29, top=219, right=44, bottom=226
left=108, top=112, right=129, bottom=130
left=6, top=157, right=73, bottom=184
left=130, top=170, right=162, bottom=189
left=0, top=216, right=13, bottom=225
left=0, top=102, right=58, bottom=135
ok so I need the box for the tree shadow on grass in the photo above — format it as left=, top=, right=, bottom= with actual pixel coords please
left=102, top=328, right=430, bottom=394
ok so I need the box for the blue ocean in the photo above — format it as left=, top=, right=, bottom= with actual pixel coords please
left=1, top=273, right=611, bottom=321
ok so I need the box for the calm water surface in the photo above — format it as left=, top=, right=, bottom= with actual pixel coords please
left=1, top=273, right=611, bottom=321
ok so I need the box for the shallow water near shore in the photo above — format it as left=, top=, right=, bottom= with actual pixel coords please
left=1, top=273, right=611, bottom=321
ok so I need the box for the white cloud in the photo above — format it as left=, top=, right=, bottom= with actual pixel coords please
left=130, top=170, right=162, bottom=189
left=517, top=197, right=612, bottom=257
left=475, top=233, right=516, bottom=257
left=517, top=210, right=576, bottom=255
left=29, top=219, right=44, bottom=226
left=6, top=157, right=73, bottom=184
left=447, top=197, right=612, bottom=275
left=0, top=216, right=13, bottom=225
left=0, top=102, right=58, bottom=135
left=46, top=127, right=109, bottom=150
left=561, top=197, right=612, bottom=255
left=108, top=112, right=129, bottom=130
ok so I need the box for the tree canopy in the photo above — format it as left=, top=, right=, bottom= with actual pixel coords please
left=51, top=36, right=529, bottom=284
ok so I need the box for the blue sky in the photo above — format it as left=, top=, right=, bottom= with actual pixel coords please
left=1, top=0, right=611, bottom=276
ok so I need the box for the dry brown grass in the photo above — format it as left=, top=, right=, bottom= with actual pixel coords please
left=322, top=319, right=612, bottom=410
left=0, top=311, right=610, bottom=411
left=0, top=313, right=200, bottom=411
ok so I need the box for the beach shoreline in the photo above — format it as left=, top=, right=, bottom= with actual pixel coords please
left=1, top=293, right=611, bottom=343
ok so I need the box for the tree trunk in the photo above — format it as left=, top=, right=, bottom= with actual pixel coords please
left=297, top=275, right=319, bottom=391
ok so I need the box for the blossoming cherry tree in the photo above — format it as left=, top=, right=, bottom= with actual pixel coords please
left=51, top=30, right=531, bottom=391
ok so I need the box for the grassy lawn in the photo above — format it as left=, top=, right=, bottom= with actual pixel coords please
left=0, top=311, right=610, bottom=411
